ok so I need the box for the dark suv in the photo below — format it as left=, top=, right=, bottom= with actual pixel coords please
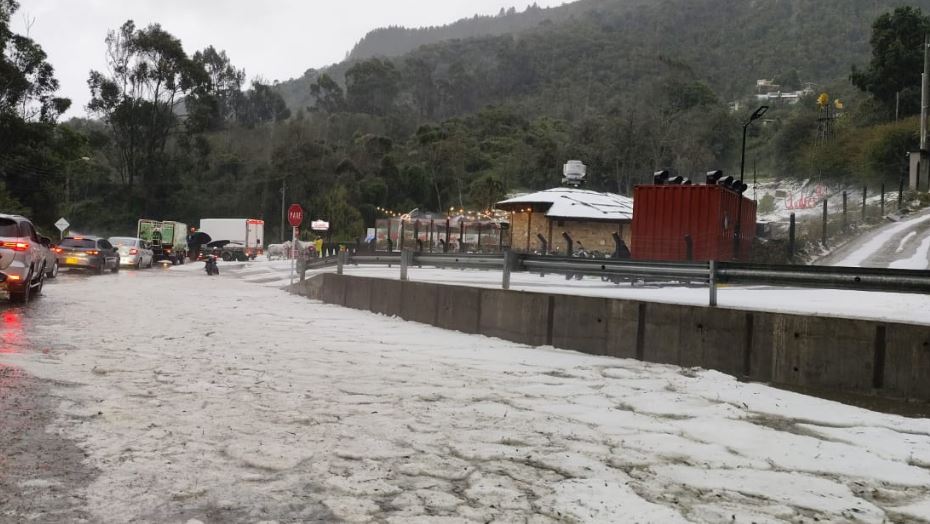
left=0, top=214, right=49, bottom=302
left=55, top=236, right=120, bottom=274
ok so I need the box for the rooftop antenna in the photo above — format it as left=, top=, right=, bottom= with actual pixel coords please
left=562, top=160, right=587, bottom=187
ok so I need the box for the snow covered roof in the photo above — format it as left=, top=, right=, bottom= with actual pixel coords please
left=497, top=188, right=634, bottom=222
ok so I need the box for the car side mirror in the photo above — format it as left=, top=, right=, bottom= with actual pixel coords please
left=113, top=247, right=119, bottom=253
left=40, top=237, right=50, bottom=247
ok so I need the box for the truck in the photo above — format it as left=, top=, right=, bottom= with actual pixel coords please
left=198, top=218, right=264, bottom=261
left=137, top=219, right=189, bottom=264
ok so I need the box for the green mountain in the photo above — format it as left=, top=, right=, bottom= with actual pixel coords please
left=277, top=0, right=930, bottom=117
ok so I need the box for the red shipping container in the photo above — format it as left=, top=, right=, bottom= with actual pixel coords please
left=631, top=184, right=757, bottom=262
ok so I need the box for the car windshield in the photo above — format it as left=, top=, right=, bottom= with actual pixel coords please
left=60, top=238, right=96, bottom=249
left=109, top=237, right=138, bottom=247
left=0, top=218, right=19, bottom=237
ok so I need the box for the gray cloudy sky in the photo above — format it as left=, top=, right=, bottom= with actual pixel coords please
left=14, top=0, right=565, bottom=117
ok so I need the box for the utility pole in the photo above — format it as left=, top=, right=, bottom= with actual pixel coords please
left=922, top=35, right=929, bottom=153
left=896, top=91, right=900, bottom=122
left=280, top=181, right=286, bottom=243
left=912, top=35, right=930, bottom=190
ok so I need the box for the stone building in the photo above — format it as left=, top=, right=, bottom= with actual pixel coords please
left=496, top=188, right=633, bottom=255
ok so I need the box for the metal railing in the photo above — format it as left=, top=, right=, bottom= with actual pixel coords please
left=298, top=250, right=930, bottom=306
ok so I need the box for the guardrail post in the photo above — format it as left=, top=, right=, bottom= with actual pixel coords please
left=709, top=260, right=718, bottom=307
left=788, top=213, right=796, bottom=260
left=502, top=249, right=514, bottom=290
left=822, top=199, right=828, bottom=247
left=337, top=250, right=344, bottom=275
left=400, top=249, right=411, bottom=281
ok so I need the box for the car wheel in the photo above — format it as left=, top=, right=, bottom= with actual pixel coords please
left=96, top=261, right=105, bottom=275
left=222, top=252, right=233, bottom=262
left=47, top=260, right=58, bottom=279
left=111, top=261, right=120, bottom=273
left=10, top=270, right=32, bottom=303
left=33, top=269, right=45, bottom=296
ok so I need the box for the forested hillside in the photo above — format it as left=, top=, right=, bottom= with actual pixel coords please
left=3, top=0, right=928, bottom=243
left=279, top=0, right=930, bottom=114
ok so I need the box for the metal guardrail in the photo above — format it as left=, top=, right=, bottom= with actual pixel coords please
left=521, top=255, right=708, bottom=281
left=298, top=250, right=930, bottom=306
left=717, top=262, right=930, bottom=294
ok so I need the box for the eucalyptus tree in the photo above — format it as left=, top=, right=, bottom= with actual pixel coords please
left=87, top=20, right=203, bottom=213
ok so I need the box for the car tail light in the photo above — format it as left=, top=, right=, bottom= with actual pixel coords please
left=87, top=250, right=99, bottom=256
left=7, top=274, right=21, bottom=281
left=1, top=242, right=29, bottom=251
left=53, top=247, right=63, bottom=253
left=129, top=248, right=138, bottom=255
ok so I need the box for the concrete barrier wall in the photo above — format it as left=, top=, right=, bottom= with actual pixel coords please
left=299, top=274, right=930, bottom=402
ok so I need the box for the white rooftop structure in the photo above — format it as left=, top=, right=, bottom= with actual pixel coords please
left=497, top=187, right=634, bottom=221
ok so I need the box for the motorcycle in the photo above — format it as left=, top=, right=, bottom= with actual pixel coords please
left=204, top=254, right=219, bottom=276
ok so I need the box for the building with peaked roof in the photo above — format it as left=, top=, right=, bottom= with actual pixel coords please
left=496, top=187, right=634, bottom=255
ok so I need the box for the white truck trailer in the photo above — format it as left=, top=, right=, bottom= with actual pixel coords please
left=198, top=218, right=264, bottom=261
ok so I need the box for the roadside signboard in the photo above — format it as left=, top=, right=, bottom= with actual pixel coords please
left=311, top=220, right=330, bottom=231
left=54, top=217, right=70, bottom=240
left=288, top=204, right=304, bottom=228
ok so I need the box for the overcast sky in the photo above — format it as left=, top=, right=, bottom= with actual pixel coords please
left=13, top=0, right=566, bottom=118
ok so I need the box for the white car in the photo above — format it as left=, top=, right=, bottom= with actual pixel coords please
left=109, top=237, right=154, bottom=269
left=0, top=214, right=48, bottom=302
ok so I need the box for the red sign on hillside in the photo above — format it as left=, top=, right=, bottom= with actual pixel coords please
left=287, top=204, right=304, bottom=227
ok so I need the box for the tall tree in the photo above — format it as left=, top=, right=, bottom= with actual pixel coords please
left=87, top=20, right=202, bottom=214
left=0, top=0, right=70, bottom=122
left=186, top=46, right=245, bottom=132
left=309, top=73, right=345, bottom=113
left=345, top=58, right=400, bottom=116
left=0, top=0, right=74, bottom=228
left=851, top=6, right=930, bottom=116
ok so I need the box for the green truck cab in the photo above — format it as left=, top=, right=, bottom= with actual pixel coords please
left=137, top=219, right=188, bottom=264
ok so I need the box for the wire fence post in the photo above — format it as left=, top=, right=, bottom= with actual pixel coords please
left=788, top=213, right=796, bottom=260
left=899, top=176, right=906, bottom=210
left=822, top=199, right=828, bottom=247
left=709, top=260, right=718, bottom=307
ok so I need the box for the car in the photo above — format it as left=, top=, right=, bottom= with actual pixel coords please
left=55, top=236, right=120, bottom=274
left=109, top=236, right=154, bottom=269
left=39, top=236, right=59, bottom=279
left=0, top=214, right=48, bottom=302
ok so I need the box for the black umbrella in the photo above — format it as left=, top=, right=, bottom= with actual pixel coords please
left=189, top=232, right=212, bottom=245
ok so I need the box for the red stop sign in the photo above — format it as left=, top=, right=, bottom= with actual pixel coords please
left=287, top=204, right=304, bottom=227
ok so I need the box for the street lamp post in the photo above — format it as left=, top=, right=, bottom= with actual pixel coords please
left=734, top=106, right=768, bottom=259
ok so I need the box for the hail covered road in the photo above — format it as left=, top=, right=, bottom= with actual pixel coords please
left=3, top=266, right=930, bottom=522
